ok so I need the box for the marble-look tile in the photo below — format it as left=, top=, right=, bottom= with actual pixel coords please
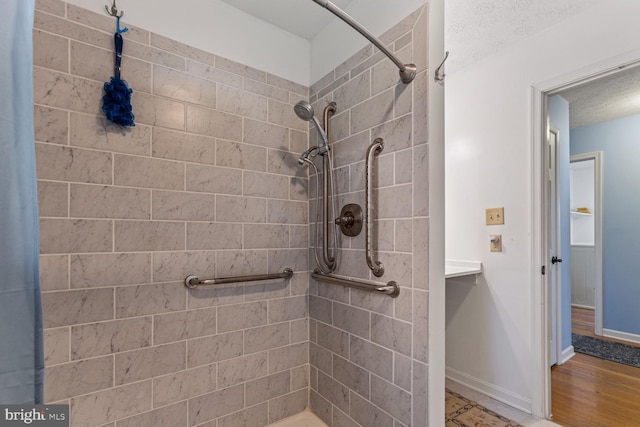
left=45, top=356, right=113, bottom=402
left=291, top=364, right=309, bottom=390
left=43, top=288, right=113, bottom=328
left=152, top=191, right=215, bottom=221
left=371, top=313, right=411, bottom=357
left=333, top=355, right=369, bottom=398
left=215, top=250, right=268, bottom=278
left=117, top=401, right=187, bottom=427
left=185, top=163, right=242, bottom=195
left=44, top=327, right=69, bottom=366
left=114, top=220, right=184, bottom=252
left=317, top=73, right=349, bottom=100
left=268, top=249, right=308, bottom=274
left=39, top=255, right=68, bottom=292
left=394, top=353, right=412, bottom=392
left=40, top=219, right=112, bottom=254
left=123, top=39, right=185, bottom=71
left=244, top=224, right=289, bottom=249
left=187, top=383, right=244, bottom=426
left=70, top=252, right=150, bottom=288
left=154, top=307, right=217, bottom=344
left=243, top=118, right=289, bottom=150
left=36, top=143, right=111, bottom=185
left=186, top=105, right=242, bottom=141
left=71, top=317, right=151, bottom=360
left=153, top=364, right=216, bottom=407
left=186, top=60, right=242, bottom=89
left=377, top=184, right=412, bottom=219
left=33, top=68, right=103, bottom=115
left=268, top=99, right=306, bottom=131
left=243, top=171, right=289, bottom=199
left=216, top=195, right=266, bottom=223
left=268, top=296, right=307, bottom=323
left=413, top=70, right=428, bottom=145
left=244, top=78, right=289, bottom=103
left=116, top=282, right=185, bottom=318
left=154, top=66, right=216, bottom=108
left=70, top=185, right=150, bottom=219
left=413, top=218, right=429, bottom=290
left=310, top=390, right=332, bottom=426
left=349, top=335, right=393, bottom=382
left=372, top=115, right=413, bottom=154
left=218, top=402, right=268, bottom=427
left=267, top=389, right=308, bottom=424
left=310, top=343, right=332, bottom=376
left=66, top=5, right=149, bottom=44
left=372, top=58, right=402, bottom=96
left=152, top=128, right=215, bottom=164
left=333, top=302, right=370, bottom=340
left=186, top=331, right=243, bottom=368
left=217, top=351, right=268, bottom=388
left=267, top=149, right=306, bottom=178
left=153, top=251, right=215, bottom=283
left=289, top=224, right=309, bottom=248
left=370, top=375, right=412, bottom=426
left=70, top=381, right=151, bottom=427
left=332, top=131, right=371, bottom=168
left=318, top=370, right=350, bottom=414
left=114, top=154, right=184, bottom=191
left=309, top=295, right=332, bottom=324
left=349, top=391, right=393, bottom=427
left=333, top=407, right=360, bottom=427
left=335, top=44, right=373, bottom=80
left=186, top=222, right=242, bottom=251
left=133, top=92, right=185, bottom=130
left=217, top=84, right=268, bottom=121
left=151, top=33, right=216, bottom=66
left=267, top=200, right=307, bottom=224
left=334, top=71, right=371, bottom=110
left=267, top=74, right=307, bottom=96
left=70, top=41, right=151, bottom=93
left=268, top=342, right=308, bottom=374
left=38, top=180, right=68, bottom=217
left=351, top=90, right=394, bottom=135
left=377, top=252, right=412, bottom=288
left=394, top=32, right=413, bottom=52
left=217, top=301, right=267, bottom=333
left=70, top=113, right=151, bottom=156
left=413, top=6, right=428, bottom=72
left=217, top=139, right=266, bottom=172
left=413, top=143, right=429, bottom=216
left=216, top=56, right=265, bottom=82
left=34, top=106, right=67, bottom=145
left=289, top=129, right=307, bottom=154
left=35, top=0, right=65, bottom=16
left=310, top=70, right=335, bottom=97
left=33, top=30, right=68, bottom=73
left=395, top=287, right=413, bottom=323
left=114, top=342, right=185, bottom=385
left=316, top=322, right=349, bottom=359
left=244, top=323, right=289, bottom=354
left=413, top=289, right=429, bottom=363
left=33, top=10, right=111, bottom=50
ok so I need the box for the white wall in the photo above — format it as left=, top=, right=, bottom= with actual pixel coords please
left=570, top=161, right=595, bottom=245
left=63, top=0, right=310, bottom=85
left=445, top=0, right=640, bottom=412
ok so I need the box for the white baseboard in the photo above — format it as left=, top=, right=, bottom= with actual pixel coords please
left=445, top=367, right=531, bottom=413
left=602, top=328, right=640, bottom=345
left=560, top=345, right=575, bottom=365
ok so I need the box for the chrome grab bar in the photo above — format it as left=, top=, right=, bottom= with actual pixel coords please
left=312, top=271, right=400, bottom=298
left=366, top=138, right=384, bottom=277
left=185, top=268, right=293, bottom=289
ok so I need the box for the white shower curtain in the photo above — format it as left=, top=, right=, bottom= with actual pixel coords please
left=0, top=0, right=44, bottom=404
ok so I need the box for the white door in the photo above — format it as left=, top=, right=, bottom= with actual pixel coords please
left=547, top=125, right=562, bottom=366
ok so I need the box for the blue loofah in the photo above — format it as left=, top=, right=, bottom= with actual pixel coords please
left=102, top=76, right=134, bottom=126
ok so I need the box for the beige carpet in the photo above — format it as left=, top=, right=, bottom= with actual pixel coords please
left=446, top=389, right=524, bottom=427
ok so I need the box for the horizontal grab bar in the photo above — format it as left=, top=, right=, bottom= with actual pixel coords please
left=312, top=271, right=400, bottom=298
left=185, top=268, right=293, bottom=289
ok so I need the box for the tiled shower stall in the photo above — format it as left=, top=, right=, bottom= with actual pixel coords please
left=34, top=0, right=430, bottom=425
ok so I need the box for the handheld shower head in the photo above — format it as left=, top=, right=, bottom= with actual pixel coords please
left=293, top=100, right=329, bottom=147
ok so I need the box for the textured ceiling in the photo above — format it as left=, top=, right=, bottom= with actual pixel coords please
left=557, top=65, right=640, bottom=128
left=219, top=0, right=353, bottom=40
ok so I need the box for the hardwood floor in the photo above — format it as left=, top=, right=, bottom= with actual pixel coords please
left=550, top=307, right=640, bottom=426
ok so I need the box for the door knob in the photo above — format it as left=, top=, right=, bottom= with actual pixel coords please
left=551, top=256, right=562, bottom=264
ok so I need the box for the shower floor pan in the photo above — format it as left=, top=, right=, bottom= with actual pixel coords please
left=267, top=410, right=328, bottom=427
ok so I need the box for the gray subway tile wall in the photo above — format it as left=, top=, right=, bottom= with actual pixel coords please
left=34, top=0, right=430, bottom=425
left=35, top=0, right=310, bottom=425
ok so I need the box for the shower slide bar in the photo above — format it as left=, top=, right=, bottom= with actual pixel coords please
left=312, top=271, right=400, bottom=298
left=366, top=138, right=384, bottom=277
left=311, top=0, right=416, bottom=84
left=184, top=268, right=293, bottom=289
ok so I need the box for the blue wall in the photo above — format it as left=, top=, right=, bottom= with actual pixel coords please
left=571, top=114, right=640, bottom=336
left=549, top=95, right=572, bottom=351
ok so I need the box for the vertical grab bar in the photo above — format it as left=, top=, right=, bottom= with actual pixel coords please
left=322, top=102, right=337, bottom=270
left=366, top=138, right=385, bottom=277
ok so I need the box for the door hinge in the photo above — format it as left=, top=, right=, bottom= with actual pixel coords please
left=541, top=265, right=546, bottom=275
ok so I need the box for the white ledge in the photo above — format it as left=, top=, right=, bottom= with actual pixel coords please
left=445, top=260, right=482, bottom=279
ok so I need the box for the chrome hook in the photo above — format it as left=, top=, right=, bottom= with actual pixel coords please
left=105, top=0, right=124, bottom=18
left=434, top=51, right=449, bottom=86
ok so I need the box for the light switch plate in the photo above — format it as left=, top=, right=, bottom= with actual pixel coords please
left=490, top=235, right=502, bottom=252
left=486, top=207, right=504, bottom=225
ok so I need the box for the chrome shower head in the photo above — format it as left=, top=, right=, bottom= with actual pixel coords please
left=293, top=101, right=329, bottom=147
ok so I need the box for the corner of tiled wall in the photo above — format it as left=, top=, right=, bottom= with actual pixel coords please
left=34, top=0, right=312, bottom=425
left=307, top=3, right=430, bottom=427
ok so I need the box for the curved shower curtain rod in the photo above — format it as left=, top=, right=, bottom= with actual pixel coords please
left=311, top=0, right=416, bottom=84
